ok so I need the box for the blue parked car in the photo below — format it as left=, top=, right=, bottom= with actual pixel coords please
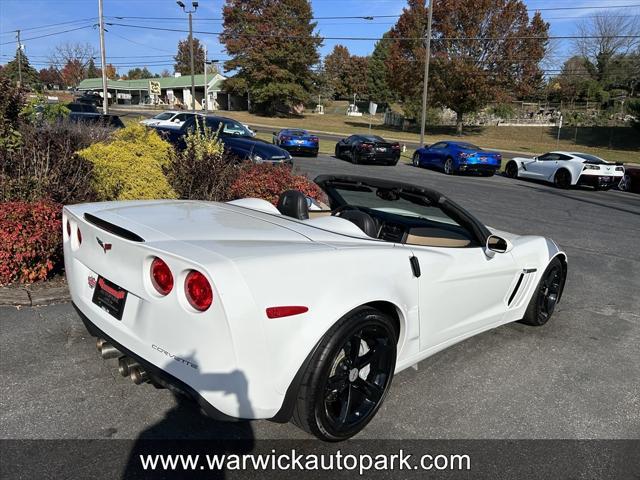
left=272, top=129, right=319, bottom=157
left=151, top=115, right=292, bottom=165
left=412, top=141, right=502, bottom=176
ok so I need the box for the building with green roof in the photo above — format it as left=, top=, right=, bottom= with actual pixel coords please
left=77, top=73, right=247, bottom=111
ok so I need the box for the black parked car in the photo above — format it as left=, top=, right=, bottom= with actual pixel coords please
left=150, top=115, right=292, bottom=165
left=334, top=134, right=401, bottom=165
left=66, top=102, right=99, bottom=114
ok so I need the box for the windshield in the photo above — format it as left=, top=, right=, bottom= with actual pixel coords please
left=574, top=153, right=607, bottom=163
left=331, top=184, right=460, bottom=226
left=286, top=130, right=307, bottom=136
left=362, top=135, right=385, bottom=142
left=153, top=112, right=174, bottom=121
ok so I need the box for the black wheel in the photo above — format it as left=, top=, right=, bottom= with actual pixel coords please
left=412, top=152, right=420, bottom=167
left=520, top=257, right=565, bottom=327
left=351, top=150, right=359, bottom=164
left=388, top=159, right=399, bottom=166
left=505, top=161, right=518, bottom=179
left=443, top=157, right=455, bottom=175
left=482, top=170, right=495, bottom=177
left=334, top=145, right=341, bottom=160
left=619, top=174, right=631, bottom=191
left=291, top=307, right=397, bottom=441
left=553, top=169, right=571, bottom=189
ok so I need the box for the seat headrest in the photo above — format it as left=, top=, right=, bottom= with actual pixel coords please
left=277, top=190, right=309, bottom=220
left=338, top=210, right=377, bottom=237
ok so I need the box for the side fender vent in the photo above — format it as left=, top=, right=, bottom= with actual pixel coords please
left=508, top=273, right=525, bottom=306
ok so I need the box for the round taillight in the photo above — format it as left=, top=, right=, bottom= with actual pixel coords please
left=66, top=220, right=71, bottom=237
left=150, top=257, right=173, bottom=296
left=185, top=271, right=213, bottom=311
left=77, top=227, right=82, bottom=245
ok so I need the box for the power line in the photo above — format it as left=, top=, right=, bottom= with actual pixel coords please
left=0, top=24, right=94, bottom=46
left=104, top=22, right=640, bottom=42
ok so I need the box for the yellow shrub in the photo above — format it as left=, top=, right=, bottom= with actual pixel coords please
left=78, top=123, right=177, bottom=201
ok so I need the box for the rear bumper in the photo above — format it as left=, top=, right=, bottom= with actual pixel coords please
left=459, top=163, right=500, bottom=173
left=281, top=143, right=318, bottom=155
left=577, top=174, right=620, bottom=188
left=358, top=152, right=400, bottom=163
left=73, top=302, right=239, bottom=422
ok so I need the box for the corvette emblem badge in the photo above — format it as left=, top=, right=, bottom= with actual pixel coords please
left=88, top=276, right=97, bottom=289
left=96, top=237, right=112, bottom=253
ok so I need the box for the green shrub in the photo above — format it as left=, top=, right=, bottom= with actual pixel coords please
left=20, top=94, right=70, bottom=123
left=167, top=124, right=240, bottom=201
left=78, top=123, right=177, bottom=201
left=0, top=76, right=25, bottom=152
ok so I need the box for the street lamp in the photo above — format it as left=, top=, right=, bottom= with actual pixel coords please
left=203, top=46, right=220, bottom=114
left=177, top=0, right=198, bottom=111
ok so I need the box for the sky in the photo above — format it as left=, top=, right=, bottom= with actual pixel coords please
left=1, top=0, right=639, bottom=77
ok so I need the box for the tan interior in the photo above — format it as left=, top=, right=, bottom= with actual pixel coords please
left=308, top=210, right=333, bottom=219
left=405, top=227, right=471, bottom=248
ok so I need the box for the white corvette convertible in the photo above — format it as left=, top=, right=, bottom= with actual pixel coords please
left=505, top=151, right=625, bottom=190
left=64, top=175, right=567, bottom=441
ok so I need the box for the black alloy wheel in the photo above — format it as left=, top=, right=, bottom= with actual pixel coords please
left=505, top=161, right=518, bottom=179
left=554, top=169, right=571, bottom=189
left=521, top=257, right=565, bottom=326
left=412, top=152, right=420, bottom=167
left=292, top=308, right=397, bottom=441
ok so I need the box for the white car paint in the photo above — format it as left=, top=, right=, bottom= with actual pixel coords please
left=63, top=190, right=566, bottom=422
left=140, top=111, right=200, bottom=128
left=508, top=151, right=624, bottom=187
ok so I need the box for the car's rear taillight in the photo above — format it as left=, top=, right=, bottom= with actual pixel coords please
left=77, top=227, right=82, bottom=245
left=185, top=271, right=213, bottom=311
left=150, top=257, right=173, bottom=296
left=392, top=143, right=401, bottom=150
left=360, top=143, right=374, bottom=150
left=310, top=136, right=319, bottom=142
left=281, top=135, right=290, bottom=141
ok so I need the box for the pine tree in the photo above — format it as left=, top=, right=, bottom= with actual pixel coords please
left=367, top=32, right=395, bottom=106
left=86, top=57, right=100, bottom=78
left=1, top=48, right=40, bottom=89
left=221, top=0, right=322, bottom=114
left=174, top=37, right=205, bottom=75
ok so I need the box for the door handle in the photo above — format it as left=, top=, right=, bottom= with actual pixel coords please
left=410, top=256, right=421, bottom=278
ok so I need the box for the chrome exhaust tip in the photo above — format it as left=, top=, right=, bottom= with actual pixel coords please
left=118, top=357, right=139, bottom=377
left=130, top=366, right=149, bottom=385
left=96, top=338, right=107, bottom=351
left=100, top=343, right=120, bottom=360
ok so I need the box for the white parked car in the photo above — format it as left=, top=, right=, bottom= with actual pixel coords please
left=63, top=175, right=567, bottom=441
left=140, top=111, right=201, bottom=128
left=505, top=151, right=625, bottom=190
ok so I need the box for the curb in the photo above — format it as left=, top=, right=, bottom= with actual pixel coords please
left=0, top=282, right=70, bottom=307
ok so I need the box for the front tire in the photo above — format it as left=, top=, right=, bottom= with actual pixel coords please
left=520, top=257, right=564, bottom=327
left=505, top=161, right=518, bottom=179
left=291, top=308, right=397, bottom=441
left=334, top=145, right=341, bottom=160
left=412, top=152, right=420, bottom=167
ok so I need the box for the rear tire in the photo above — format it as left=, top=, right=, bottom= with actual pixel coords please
left=554, top=169, right=571, bottom=189
left=505, top=161, right=518, bottom=179
left=520, top=257, right=564, bottom=327
left=291, top=308, right=397, bottom=441
left=351, top=150, right=359, bottom=164
left=412, top=152, right=420, bottom=167
left=334, top=146, right=341, bottom=160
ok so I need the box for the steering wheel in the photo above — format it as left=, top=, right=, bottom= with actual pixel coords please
left=332, top=205, right=359, bottom=217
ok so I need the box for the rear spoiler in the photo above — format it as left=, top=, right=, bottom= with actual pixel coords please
left=84, top=213, right=145, bottom=242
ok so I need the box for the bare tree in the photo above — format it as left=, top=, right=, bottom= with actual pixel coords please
left=49, top=42, right=98, bottom=78
left=574, top=12, right=639, bottom=83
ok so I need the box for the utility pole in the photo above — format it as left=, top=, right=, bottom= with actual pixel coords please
left=419, top=0, right=434, bottom=147
left=177, top=1, right=198, bottom=112
left=98, top=0, right=109, bottom=114
left=16, top=30, right=22, bottom=88
left=203, top=44, right=207, bottom=114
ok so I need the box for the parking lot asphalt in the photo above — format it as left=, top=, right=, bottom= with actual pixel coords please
left=1, top=154, right=639, bottom=441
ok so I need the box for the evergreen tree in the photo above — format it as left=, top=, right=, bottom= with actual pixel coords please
left=1, top=48, right=40, bottom=89
left=221, top=0, right=322, bottom=114
left=367, top=32, right=395, bottom=106
left=86, top=57, right=100, bottom=78
left=174, top=37, right=205, bottom=75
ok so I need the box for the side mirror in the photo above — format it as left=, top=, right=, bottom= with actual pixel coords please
left=485, top=234, right=513, bottom=258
